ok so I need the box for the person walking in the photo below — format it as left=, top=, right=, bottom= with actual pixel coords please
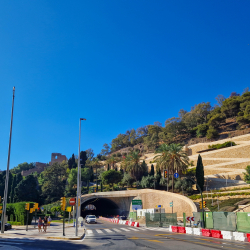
left=43, top=216, right=48, bottom=232
left=48, top=216, right=52, bottom=227
left=38, top=217, right=42, bottom=233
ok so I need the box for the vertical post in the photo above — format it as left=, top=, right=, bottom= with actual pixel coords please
left=63, top=210, right=65, bottom=236
left=34, top=211, right=36, bottom=228
left=172, top=200, right=173, bottom=214
left=1, top=87, right=15, bottom=234
left=159, top=207, right=162, bottom=227
left=211, top=190, right=213, bottom=206
left=183, top=212, right=186, bottom=227
left=217, top=195, right=219, bottom=211
left=167, top=167, right=169, bottom=192
left=26, top=210, right=29, bottom=231
left=76, top=119, right=81, bottom=236
left=73, top=206, right=75, bottom=227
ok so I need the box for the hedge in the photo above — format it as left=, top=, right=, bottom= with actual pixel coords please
left=5, top=202, right=35, bottom=225
left=208, top=141, right=236, bottom=150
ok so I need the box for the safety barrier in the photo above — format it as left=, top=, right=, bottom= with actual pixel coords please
left=202, top=229, right=212, bottom=237
left=233, top=232, right=247, bottom=242
left=172, top=226, right=179, bottom=233
left=211, top=230, right=222, bottom=239
left=185, top=227, right=193, bottom=235
left=193, top=228, right=202, bottom=236
left=178, top=227, right=186, bottom=234
left=221, top=231, right=234, bottom=240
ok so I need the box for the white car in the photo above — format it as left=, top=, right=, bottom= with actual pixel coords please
left=86, top=215, right=97, bottom=224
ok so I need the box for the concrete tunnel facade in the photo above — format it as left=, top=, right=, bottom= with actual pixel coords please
left=80, top=189, right=197, bottom=218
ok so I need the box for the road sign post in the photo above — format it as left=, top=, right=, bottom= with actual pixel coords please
left=170, top=201, right=173, bottom=214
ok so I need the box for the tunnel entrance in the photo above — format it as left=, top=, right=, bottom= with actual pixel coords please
left=81, top=198, right=120, bottom=218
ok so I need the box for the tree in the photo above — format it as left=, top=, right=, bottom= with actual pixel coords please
left=10, top=174, right=17, bottom=203
left=244, top=166, right=250, bottom=184
left=100, top=143, right=110, bottom=156
left=206, top=126, right=219, bottom=139
left=65, top=168, right=77, bottom=196
left=154, top=143, right=189, bottom=192
left=41, top=162, right=67, bottom=203
left=11, top=162, right=35, bottom=175
left=81, top=167, right=92, bottom=182
left=141, top=175, right=155, bottom=188
left=150, top=164, right=155, bottom=176
left=14, top=175, right=39, bottom=202
left=80, top=151, right=88, bottom=167
left=196, top=155, right=204, bottom=191
left=68, top=154, right=77, bottom=170
left=215, top=95, right=226, bottom=107
left=101, top=170, right=122, bottom=190
left=121, top=173, right=135, bottom=187
left=221, top=97, right=241, bottom=117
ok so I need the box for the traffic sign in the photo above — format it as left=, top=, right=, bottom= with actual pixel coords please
left=158, top=205, right=162, bottom=208
left=186, top=217, right=195, bottom=221
left=69, top=198, right=76, bottom=206
left=169, top=201, right=173, bottom=207
left=174, top=173, right=179, bottom=178
left=41, top=207, right=44, bottom=212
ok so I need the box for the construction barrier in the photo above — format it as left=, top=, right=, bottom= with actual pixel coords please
left=185, top=227, right=193, bottom=235
left=221, top=231, right=234, bottom=240
left=169, top=225, right=172, bottom=232
left=172, top=226, right=178, bottom=233
left=178, top=227, right=186, bottom=233
left=193, top=228, right=202, bottom=236
left=233, top=232, right=247, bottom=242
left=202, top=229, right=212, bottom=237
left=211, top=230, right=222, bottom=239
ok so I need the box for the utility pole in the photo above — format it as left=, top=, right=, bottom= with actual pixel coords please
left=1, top=87, right=15, bottom=234
left=76, top=118, right=86, bottom=236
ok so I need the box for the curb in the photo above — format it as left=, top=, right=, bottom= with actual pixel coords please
left=46, top=229, right=85, bottom=241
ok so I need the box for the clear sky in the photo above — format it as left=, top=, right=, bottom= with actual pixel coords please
left=0, top=0, right=250, bottom=169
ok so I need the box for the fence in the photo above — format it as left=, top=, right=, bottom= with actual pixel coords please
left=237, top=213, right=250, bottom=233
left=129, top=212, right=137, bottom=220
left=193, top=211, right=247, bottom=232
left=145, top=212, right=177, bottom=227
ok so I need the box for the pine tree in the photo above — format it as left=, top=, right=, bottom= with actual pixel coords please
left=101, top=181, right=103, bottom=192
left=196, top=154, right=204, bottom=191
left=16, top=173, right=23, bottom=184
left=10, top=174, right=17, bottom=203
left=107, top=164, right=110, bottom=171
left=90, top=166, right=94, bottom=182
left=150, top=164, right=155, bottom=176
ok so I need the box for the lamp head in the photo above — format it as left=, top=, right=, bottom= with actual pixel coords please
left=80, top=118, right=86, bottom=121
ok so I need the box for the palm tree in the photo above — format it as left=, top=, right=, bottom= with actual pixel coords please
left=154, top=143, right=189, bottom=192
left=125, top=151, right=144, bottom=180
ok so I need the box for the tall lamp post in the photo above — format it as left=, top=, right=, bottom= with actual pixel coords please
left=1, top=87, right=15, bottom=234
left=75, top=118, right=86, bottom=236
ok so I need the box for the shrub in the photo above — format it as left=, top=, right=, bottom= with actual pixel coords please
left=117, top=153, right=122, bottom=157
left=208, top=141, right=236, bottom=149
left=206, top=126, right=219, bottom=139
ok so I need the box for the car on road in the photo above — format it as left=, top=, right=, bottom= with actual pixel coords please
left=86, top=215, right=97, bottom=224
left=0, top=221, right=12, bottom=231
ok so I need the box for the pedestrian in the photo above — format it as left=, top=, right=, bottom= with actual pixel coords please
left=48, top=216, right=52, bottom=227
left=43, top=216, right=48, bottom=232
left=38, top=217, right=42, bottom=233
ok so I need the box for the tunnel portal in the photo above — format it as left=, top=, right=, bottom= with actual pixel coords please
left=81, top=198, right=120, bottom=218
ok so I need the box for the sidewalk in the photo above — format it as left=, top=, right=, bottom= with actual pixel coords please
left=0, top=223, right=85, bottom=240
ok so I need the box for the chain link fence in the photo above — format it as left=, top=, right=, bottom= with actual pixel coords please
left=145, top=212, right=177, bottom=227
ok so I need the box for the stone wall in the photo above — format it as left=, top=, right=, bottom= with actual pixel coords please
left=49, top=153, right=67, bottom=165
left=21, top=162, right=47, bottom=177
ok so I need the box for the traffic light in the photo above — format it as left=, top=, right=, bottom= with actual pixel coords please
left=203, top=201, right=206, bottom=208
left=78, top=198, right=80, bottom=207
left=30, top=208, right=33, bottom=213
left=33, top=203, right=39, bottom=210
left=61, top=197, right=66, bottom=211
left=164, top=170, right=168, bottom=179
left=0, top=205, right=2, bottom=214
left=25, top=203, right=30, bottom=210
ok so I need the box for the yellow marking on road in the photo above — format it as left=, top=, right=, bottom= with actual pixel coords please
left=147, top=240, right=163, bottom=243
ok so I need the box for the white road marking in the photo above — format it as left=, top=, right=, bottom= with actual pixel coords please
left=87, top=230, right=93, bottom=234
left=96, top=229, right=104, bottom=234
left=113, top=228, right=121, bottom=232
left=128, top=228, right=139, bottom=231
left=104, top=229, right=113, bottom=233
left=120, top=228, right=130, bottom=231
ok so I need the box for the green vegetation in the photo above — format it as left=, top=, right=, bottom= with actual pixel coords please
left=189, top=191, right=250, bottom=200
left=206, top=198, right=244, bottom=212
left=244, top=165, right=250, bottom=184
left=208, top=141, right=236, bottom=149
left=196, top=155, right=204, bottom=191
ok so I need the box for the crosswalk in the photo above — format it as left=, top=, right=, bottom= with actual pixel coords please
left=86, top=227, right=169, bottom=236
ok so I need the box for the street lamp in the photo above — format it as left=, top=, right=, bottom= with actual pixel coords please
left=75, top=118, right=86, bottom=236
left=1, top=87, right=15, bottom=234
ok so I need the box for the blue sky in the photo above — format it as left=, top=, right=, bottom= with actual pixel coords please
left=0, top=0, right=250, bottom=169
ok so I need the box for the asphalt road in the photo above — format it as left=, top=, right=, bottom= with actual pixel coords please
left=1, top=219, right=250, bottom=249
